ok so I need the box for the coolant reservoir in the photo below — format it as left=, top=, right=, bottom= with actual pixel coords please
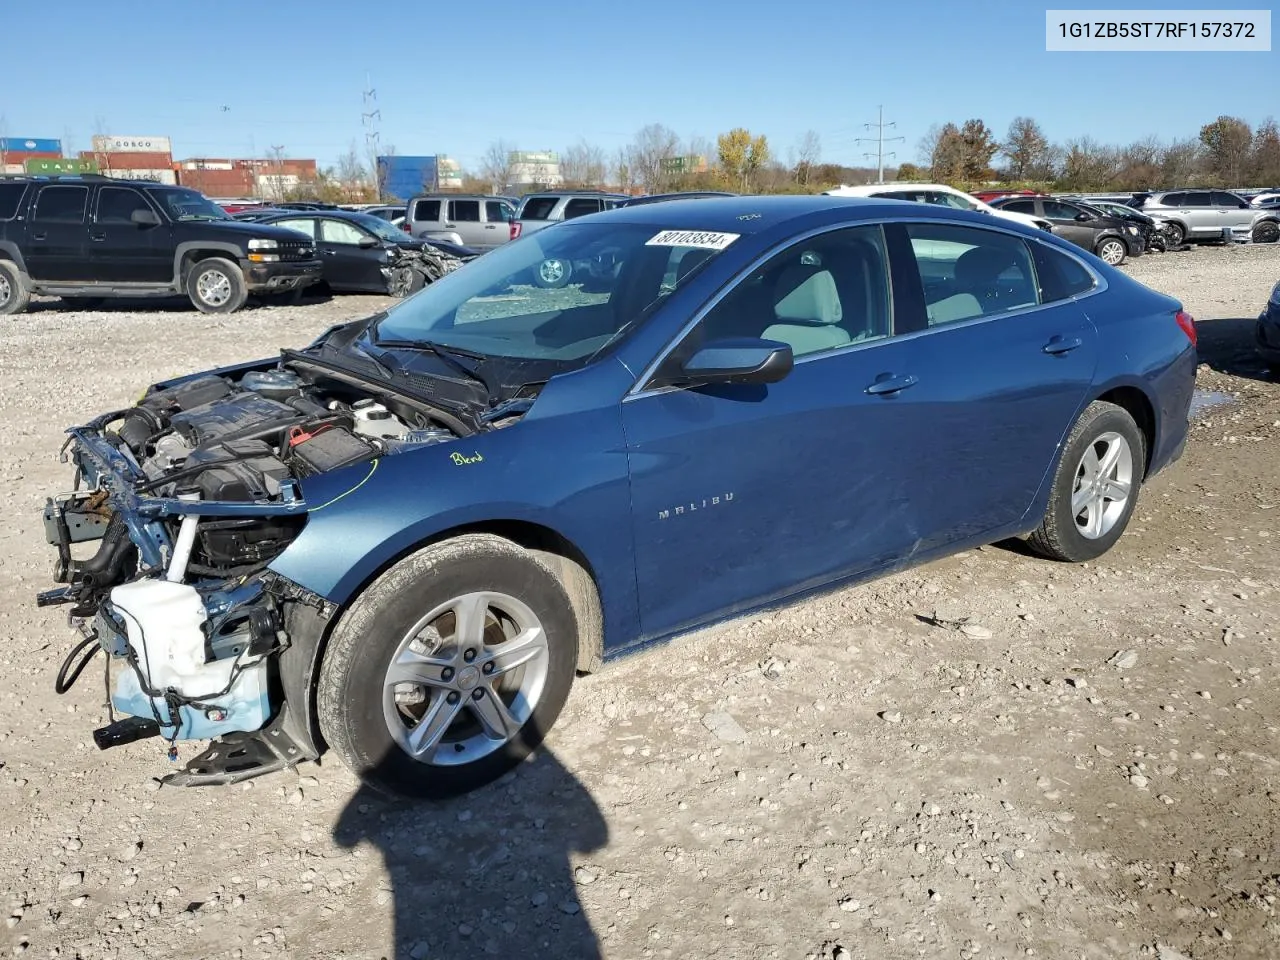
left=107, top=580, right=269, bottom=739
left=351, top=399, right=409, bottom=438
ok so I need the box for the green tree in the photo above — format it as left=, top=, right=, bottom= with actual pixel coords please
left=959, top=119, right=998, bottom=181
left=717, top=127, right=770, bottom=191
left=894, top=162, right=925, bottom=180
left=929, top=123, right=966, bottom=182
left=1199, top=115, right=1253, bottom=185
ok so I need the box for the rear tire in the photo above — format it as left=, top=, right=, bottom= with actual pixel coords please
left=1028, top=401, right=1145, bottom=563
left=533, top=257, right=572, bottom=289
left=186, top=257, right=248, bottom=314
left=0, top=260, right=31, bottom=316
left=317, top=534, right=577, bottom=799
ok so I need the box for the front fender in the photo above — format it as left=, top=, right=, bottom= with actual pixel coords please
left=267, top=399, right=641, bottom=649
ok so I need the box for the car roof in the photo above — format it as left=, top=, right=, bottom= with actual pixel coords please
left=592, top=194, right=927, bottom=233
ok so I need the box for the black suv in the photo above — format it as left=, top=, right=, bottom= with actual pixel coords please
left=988, top=195, right=1144, bottom=266
left=0, top=175, right=323, bottom=315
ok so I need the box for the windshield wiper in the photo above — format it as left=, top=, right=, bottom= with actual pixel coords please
left=372, top=339, right=495, bottom=401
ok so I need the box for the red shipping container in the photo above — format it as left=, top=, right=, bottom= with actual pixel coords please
left=0, top=150, right=63, bottom=163
left=85, top=151, right=173, bottom=169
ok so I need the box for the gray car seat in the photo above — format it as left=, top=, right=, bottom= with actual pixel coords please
left=762, top=266, right=848, bottom=354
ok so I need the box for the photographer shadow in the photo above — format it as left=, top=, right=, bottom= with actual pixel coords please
left=333, top=747, right=607, bottom=960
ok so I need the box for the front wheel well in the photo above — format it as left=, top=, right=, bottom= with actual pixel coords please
left=180, top=249, right=237, bottom=280
left=1094, top=386, right=1155, bottom=476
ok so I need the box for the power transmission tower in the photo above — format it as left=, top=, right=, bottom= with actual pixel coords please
left=855, top=105, right=904, bottom=184
left=269, top=144, right=286, bottom=201
left=362, top=73, right=383, bottom=200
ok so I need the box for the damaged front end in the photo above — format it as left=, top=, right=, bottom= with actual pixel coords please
left=385, top=243, right=468, bottom=299
left=39, top=359, right=467, bottom=786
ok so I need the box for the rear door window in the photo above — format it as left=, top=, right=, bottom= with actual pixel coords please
left=998, top=199, right=1038, bottom=215
left=449, top=200, right=480, bottom=222
left=903, top=222, right=1039, bottom=326
left=412, top=199, right=441, bottom=223
left=0, top=182, right=27, bottom=220
left=1182, top=192, right=1211, bottom=206
left=33, top=186, right=89, bottom=223
left=563, top=198, right=603, bottom=219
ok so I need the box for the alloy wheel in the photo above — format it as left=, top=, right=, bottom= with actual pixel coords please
left=1098, top=240, right=1126, bottom=265
left=383, top=591, right=550, bottom=766
left=1071, top=431, right=1133, bottom=539
left=539, top=259, right=566, bottom=284
left=196, top=269, right=233, bottom=307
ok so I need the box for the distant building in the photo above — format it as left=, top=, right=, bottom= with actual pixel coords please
left=510, top=150, right=563, bottom=187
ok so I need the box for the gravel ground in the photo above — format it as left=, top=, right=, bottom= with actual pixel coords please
left=1, top=244, right=1278, bottom=960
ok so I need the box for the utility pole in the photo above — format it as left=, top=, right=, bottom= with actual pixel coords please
left=269, top=144, right=286, bottom=201
left=362, top=72, right=382, bottom=201
left=855, top=105, right=904, bottom=184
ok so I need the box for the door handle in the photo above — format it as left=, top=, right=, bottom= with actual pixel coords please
left=89, top=232, right=106, bottom=242
left=1042, top=335, right=1083, bottom=355
left=865, top=373, right=918, bottom=396
left=322, top=249, right=337, bottom=256
left=32, top=232, right=47, bottom=241
left=484, top=224, right=496, bottom=229
left=444, top=223, right=456, bottom=228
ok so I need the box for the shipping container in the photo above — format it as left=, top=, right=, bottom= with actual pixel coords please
left=3, top=151, right=63, bottom=164
left=91, top=135, right=172, bottom=154
left=0, top=137, right=61, bottom=154
left=1, top=164, right=24, bottom=175
left=378, top=155, right=438, bottom=200
left=175, top=169, right=255, bottom=194
left=103, top=169, right=178, bottom=185
left=26, top=158, right=99, bottom=174
left=84, top=151, right=174, bottom=170
left=179, top=159, right=234, bottom=171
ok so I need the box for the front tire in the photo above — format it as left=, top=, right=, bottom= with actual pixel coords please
left=1163, top=222, right=1186, bottom=247
left=0, top=260, right=31, bottom=316
left=317, top=534, right=578, bottom=799
left=1028, top=401, right=1145, bottom=563
left=1252, top=221, right=1279, bottom=244
left=1095, top=237, right=1127, bottom=265
left=186, top=257, right=248, bottom=314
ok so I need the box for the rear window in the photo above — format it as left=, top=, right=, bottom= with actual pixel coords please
left=411, top=199, right=441, bottom=223
left=0, top=182, right=27, bottom=220
left=519, top=196, right=560, bottom=220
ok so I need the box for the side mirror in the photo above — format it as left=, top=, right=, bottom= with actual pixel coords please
left=131, top=208, right=161, bottom=226
left=357, top=235, right=380, bottom=248
left=680, top=337, right=794, bottom=385
left=1074, top=212, right=1093, bottom=222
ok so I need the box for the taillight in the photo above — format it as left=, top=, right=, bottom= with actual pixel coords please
left=510, top=220, right=522, bottom=241
left=401, top=221, right=411, bottom=233
left=1175, top=309, right=1197, bottom=347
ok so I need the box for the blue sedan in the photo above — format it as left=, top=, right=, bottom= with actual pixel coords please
left=1258, top=277, right=1280, bottom=373
left=39, top=196, right=1197, bottom=798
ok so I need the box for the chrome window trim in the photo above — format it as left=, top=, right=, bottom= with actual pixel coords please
left=623, top=217, right=1109, bottom=402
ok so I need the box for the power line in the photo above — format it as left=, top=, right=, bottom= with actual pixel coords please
left=855, top=105, right=905, bottom=184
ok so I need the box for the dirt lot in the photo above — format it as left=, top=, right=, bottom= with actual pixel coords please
left=1, top=244, right=1277, bottom=960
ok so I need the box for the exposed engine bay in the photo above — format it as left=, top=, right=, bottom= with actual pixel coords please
left=38, top=355, right=494, bottom=784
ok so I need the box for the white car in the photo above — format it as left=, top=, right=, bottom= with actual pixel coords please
left=822, top=183, right=1054, bottom=233
left=1250, top=192, right=1280, bottom=207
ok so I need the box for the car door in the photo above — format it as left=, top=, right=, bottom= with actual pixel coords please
left=318, top=217, right=384, bottom=291
left=446, top=199, right=485, bottom=248
left=90, top=185, right=170, bottom=283
left=25, top=184, right=91, bottom=282
left=885, top=220, right=1100, bottom=547
left=483, top=199, right=512, bottom=246
left=1211, top=191, right=1253, bottom=232
left=621, top=224, right=933, bottom=641
left=1039, top=198, right=1096, bottom=251
left=1180, top=191, right=1215, bottom=236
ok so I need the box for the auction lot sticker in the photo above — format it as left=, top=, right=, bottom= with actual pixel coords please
left=1046, top=9, right=1271, bottom=50
left=647, top=230, right=740, bottom=250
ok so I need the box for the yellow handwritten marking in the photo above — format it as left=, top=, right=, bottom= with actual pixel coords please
left=450, top=451, right=484, bottom=466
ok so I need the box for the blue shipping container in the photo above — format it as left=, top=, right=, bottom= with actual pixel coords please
left=0, top=137, right=62, bottom=153
left=378, top=155, right=437, bottom=200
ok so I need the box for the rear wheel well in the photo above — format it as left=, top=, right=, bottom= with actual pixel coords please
left=1095, top=386, right=1155, bottom=476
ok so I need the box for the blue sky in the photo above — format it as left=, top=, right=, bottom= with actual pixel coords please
left=4, top=0, right=1276, bottom=172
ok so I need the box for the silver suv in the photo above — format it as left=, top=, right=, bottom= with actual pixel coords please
left=512, top=191, right=628, bottom=240
left=1136, top=190, right=1280, bottom=246
left=405, top=193, right=516, bottom=251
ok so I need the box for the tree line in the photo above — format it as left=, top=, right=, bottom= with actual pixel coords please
left=290, top=112, right=1280, bottom=203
